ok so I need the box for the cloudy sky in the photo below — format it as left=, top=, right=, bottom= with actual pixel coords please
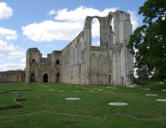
left=0, top=0, right=146, bottom=71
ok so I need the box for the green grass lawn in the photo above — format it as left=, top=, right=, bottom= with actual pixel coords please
left=0, top=82, right=166, bottom=128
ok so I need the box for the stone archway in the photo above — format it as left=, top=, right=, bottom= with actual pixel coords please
left=56, top=59, right=60, bottom=65
left=30, top=73, right=35, bottom=82
left=43, top=73, right=48, bottom=83
left=56, top=72, right=60, bottom=82
left=91, top=17, right=100, bottom=47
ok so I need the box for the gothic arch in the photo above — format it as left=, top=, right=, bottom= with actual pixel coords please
left=56, top=72, right=60, bottom=82
left=91, top=17, right=101, bottom=47
left=32, top=59, right=36, bottom=64
left=56, top=59, right=60, bottom=65
left=43, top=73, right=48, bottom=83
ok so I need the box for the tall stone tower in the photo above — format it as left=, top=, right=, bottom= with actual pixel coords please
left=26, top=48, right=61, bottom=83
left=87, top=10, right=134, bottom=86
left=111, top=11, right=133, bottom=85
left=26, top=48, right=41, bottom=83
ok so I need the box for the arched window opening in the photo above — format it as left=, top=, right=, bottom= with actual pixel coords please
left=111, top=17, right=115, bottom=32
left=43, top=73, right=48, bottom=83
left=56, top=72, right=60, bottom=82
left=56, top=59, right=60, bottom=65
left=111, top=17, right=115, bottom=44
left=32, top=59, right=36, bottom=64
left=91, top=18, right=100, bottom=47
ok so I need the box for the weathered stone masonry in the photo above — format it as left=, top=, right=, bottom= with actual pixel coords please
left=25, top=10, right=134, bottom=86
left=0, top=71, right=25, bottom=83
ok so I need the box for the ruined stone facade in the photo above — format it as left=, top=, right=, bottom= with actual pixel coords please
left=26, top=10, right=134, bottom=86
left=0, top=71, right=25, bottom=83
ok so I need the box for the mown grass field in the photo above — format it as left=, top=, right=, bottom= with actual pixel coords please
left=0, top=82, right=166, bottom=128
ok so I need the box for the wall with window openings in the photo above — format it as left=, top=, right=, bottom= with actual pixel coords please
left=25, top=10, right=134, bottom=86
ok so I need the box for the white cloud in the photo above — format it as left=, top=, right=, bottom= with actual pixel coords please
left=22, top=20, right=82, bottom=41
left=0, top=27, right=18, bottom=40
left=48, top=9, right=56, bottom=15
left=0, top=2, right=13, bottom=19
left=0, top=63, right=25, bottom=71
left=0, top=40, right=24, bottom=59
left=20, top=58, right=26, bottom=63
left=22, top=6, right=118, bottom=42
left=0, top=57, right=26, bottom=71
left=55, top=6, right=118, bottom=22
left=22, top=6, right=139, bottom=42
left=128, top=11, right=139, bottom=30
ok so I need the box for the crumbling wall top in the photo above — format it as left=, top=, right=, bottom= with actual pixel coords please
left=27, top=48, right=40, bottom=52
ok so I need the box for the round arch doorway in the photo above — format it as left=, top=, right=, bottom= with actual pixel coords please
left=56, top=72, right=60, bottom=82
left=43, top=73, right=48, bottom=83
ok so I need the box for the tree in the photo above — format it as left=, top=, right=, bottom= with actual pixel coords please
left=128, top=0, right=166, bottom=80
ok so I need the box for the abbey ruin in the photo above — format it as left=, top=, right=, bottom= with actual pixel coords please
left=25, top=10, right=134, bottom=86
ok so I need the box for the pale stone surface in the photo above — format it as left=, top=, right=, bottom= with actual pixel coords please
left=106, top=87, right=113, bottom=89
left=159, top=82, right=164, bottom=85
left=106, top=87, right=117, bottom=89
left=0, top=71, right=25, bottom=83
left=145, top=94, right=157, bottom=96
left=108, top=102, right=128, bottom=106
left=49, top=88, right=54, bottom=91
left=25, top=10, right=134, bottom=86
left=65, top=97, right=80, bottom=101
left=156, top=99, right=166, bottom=102
left=142, top=88, right=150, bottom=91
left=161, top=89, right=166, bottom=92
left=127, top=84, right=137, bottom=88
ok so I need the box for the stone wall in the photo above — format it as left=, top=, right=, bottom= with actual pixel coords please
left=89, top=47, right=111, bottom=85
left=0, top=71, right=25, bottom=83
left=86, top=11, right=133, bottom=86
left=60, top=31, right=90, bottom=85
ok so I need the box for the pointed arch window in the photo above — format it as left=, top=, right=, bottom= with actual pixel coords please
left=91, top=18, right=100, bottom=47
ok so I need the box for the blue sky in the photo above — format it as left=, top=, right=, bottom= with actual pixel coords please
left=0, top=0, right=146, bottom=71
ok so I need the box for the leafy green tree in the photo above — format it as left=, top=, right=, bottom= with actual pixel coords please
left=128, top=0, right=166, bottom=80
